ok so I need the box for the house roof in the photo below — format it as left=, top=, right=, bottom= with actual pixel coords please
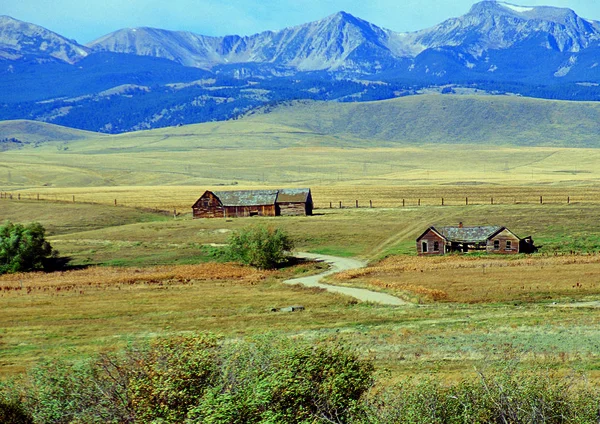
left=212, top=190, right=279, bottom=207
left=437, top=226, right=504, bottom=243
left=276, top=188, right=311, bottom=203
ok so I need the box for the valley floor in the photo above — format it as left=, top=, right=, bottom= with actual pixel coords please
left=1, top=196, right=600, bottom=382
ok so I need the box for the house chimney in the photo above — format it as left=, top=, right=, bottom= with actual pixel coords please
left=459, top=222, right=463, bottom=228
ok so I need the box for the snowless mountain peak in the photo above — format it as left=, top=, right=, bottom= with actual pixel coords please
left=0, top=15, right=88, bottom=63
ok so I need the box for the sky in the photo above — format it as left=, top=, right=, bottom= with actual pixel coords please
left=3, top=0, right=600, bottom=44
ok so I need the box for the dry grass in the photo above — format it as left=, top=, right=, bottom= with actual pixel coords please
left=0, top=261, right=362, bottom=376
left=331, top=254, right=600, bottom=303
left=7, top=184, right=600, bottom=211
left=0, top=263, right=270, bottom=293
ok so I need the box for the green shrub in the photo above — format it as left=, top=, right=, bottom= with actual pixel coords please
left=189, top=335, right=374, bottom=423
left=358, top=365, right=600, bottom=424
left=0, top=221, right=55, bottom=274
left=0, top=381, right=32, bottom=424
left=10, top=334, right=373, bottom=424
left=226, top=225, right=294, bottom=269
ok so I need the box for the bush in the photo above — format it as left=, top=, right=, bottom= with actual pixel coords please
left=191, top=336, right=374, bottom=423
left=358, top=364, right=600, bottom=424
left=226, top=225, right=294, bottom=269
left=8, top=334, right=373, bottom=423
left=0, top=221, right=55, bottom=274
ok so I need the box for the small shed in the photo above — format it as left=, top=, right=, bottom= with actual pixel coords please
left=276, top=188, right=313, bottom=216
left=416, top=223, right=534, bottom=255
left=192, top=188, right=313, bottom=219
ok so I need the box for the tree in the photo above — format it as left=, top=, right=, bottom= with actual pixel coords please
left=226, top=225, right=294, bottom=269
left=0, top=221, right=55, bottom=274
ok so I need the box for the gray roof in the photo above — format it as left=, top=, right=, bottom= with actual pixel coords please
left=437, top=226, right=503, bottom=243
left=277, top=188, right=311, bottom=203
left=213, top=190, right=279, bottom=207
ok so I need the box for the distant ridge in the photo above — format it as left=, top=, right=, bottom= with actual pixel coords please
left=5, top=95, right=600, bottom=149
left=243, top=95, right=600, bottom=148
left=0, top=120, right=101, bottom=144
left=2, top=3, right=600, bottom=133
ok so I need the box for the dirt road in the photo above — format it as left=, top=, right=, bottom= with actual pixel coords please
left=285, top=252, right=407, bottom=306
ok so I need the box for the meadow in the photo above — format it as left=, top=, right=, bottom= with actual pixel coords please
left=1, top=199, right=600, bottom=382
left=2, top=95, right=600, bottom=385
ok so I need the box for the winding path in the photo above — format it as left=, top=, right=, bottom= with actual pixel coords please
left=285, top=252, right=407, bottom=306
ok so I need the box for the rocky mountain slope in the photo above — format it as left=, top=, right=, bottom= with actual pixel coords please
left=0, top=15, right=88, bottom=63
left=2, top=1, right=600, bottom=133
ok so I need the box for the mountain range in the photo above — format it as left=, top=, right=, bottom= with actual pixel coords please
left=2, top=1, right=600, bottom=133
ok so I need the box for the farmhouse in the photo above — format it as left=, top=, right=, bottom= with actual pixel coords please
left=192, top=189, right=313, bottom=219
left=416, top=223, right=534, bottom=255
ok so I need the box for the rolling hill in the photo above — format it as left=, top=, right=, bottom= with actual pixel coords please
left=243, top=95, right=600, bottom=148
left=2, top=95, right=600, bottom=189
left=0, top=120, right=102, bottom=145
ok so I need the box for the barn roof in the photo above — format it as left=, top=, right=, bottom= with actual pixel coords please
left=437, top=226, right=504, bottom=243
left=276, top=188, right=311, bottom=203
left=212, top=190, right=279, bottom=207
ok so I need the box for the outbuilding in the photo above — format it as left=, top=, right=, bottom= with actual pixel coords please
left=192, top=189, right=313, bottom=219
left=416, top=223, right=535, bottom=255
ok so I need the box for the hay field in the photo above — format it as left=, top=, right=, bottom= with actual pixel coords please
left=332, top=254, right=600, bottom=303
left=2, top=259, right=600, bottom=379
left=5, top=183, right=600, bottom=213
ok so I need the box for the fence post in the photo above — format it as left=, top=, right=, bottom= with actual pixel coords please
left=403, top=199, right=405, bottom=207
left=356, top=200, right=358, bottom=208
left=18, top=193, right=20, bottom=200
left=568, top=196, right=570, bottom=204
left=339, top=201, right=342, bottom=209
left=370, top=200, right=373, bottom=208
left=466, top=197, right=468, bottom=206
left=418, top=199, right=421, bottom=206
left=491, top=197, right=493, bottom=205
left=441, top=198, right=444, bottom=206
left=540, top=196, right=543, bottom=204
left=329, top=202, right=332, bottom=209
left=72, top=195, right=75, bottom=203
left=114, top=199, right=117, bottom=206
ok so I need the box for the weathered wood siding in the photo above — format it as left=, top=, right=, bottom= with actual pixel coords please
left=224, top=205, right=277, bottom=218
left=487, top=229, right=521, bottom=254
left=417, top=230, right=446, bottom=256
left=278, top=202, right=309, bottom=216
left=192, top=192, right=224, bottom=219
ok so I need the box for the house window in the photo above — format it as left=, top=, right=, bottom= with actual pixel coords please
left=493, top=240, right=500, bottom=250
left=433, top=241, right=440, bottom=252
left=506, top=240, right=512, bottom=250
left=422, top=242, right=428, bottom=253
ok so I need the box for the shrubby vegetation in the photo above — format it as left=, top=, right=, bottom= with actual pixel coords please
left=0, top=221, right=56, bottom=274
left=1, top=334, right=599, bottom=423
left=0, top=334, right=373, bottom=424
left=226, top=225, right=294, bottom=269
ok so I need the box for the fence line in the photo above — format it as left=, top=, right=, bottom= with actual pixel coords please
left=0, top=191, right=597, bottom=212
left=0, top=192, right=176, bottom=215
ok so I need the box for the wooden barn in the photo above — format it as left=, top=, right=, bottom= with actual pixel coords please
left=416, top=223, right=535, bottom=256
left=192, top=189, right=313, bottom=219
left=276, top=188, right=313, bottom=216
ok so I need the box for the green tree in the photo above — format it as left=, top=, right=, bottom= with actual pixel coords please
left=0, top=221, right=55, bottom=274
left=226, top=225, right=294, bottom=269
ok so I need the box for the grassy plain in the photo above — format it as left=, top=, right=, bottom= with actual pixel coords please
left=3, top=96, right=600, bottom=190
left=1, top=201, right=600, bottom=381
left=2, top=95, right=600, bottom=382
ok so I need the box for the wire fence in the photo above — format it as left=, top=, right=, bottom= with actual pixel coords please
left=1, top=189, right=599, bottom=213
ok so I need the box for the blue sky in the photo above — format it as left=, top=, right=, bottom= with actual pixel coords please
left=3, top=0, right=600, bottom=44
